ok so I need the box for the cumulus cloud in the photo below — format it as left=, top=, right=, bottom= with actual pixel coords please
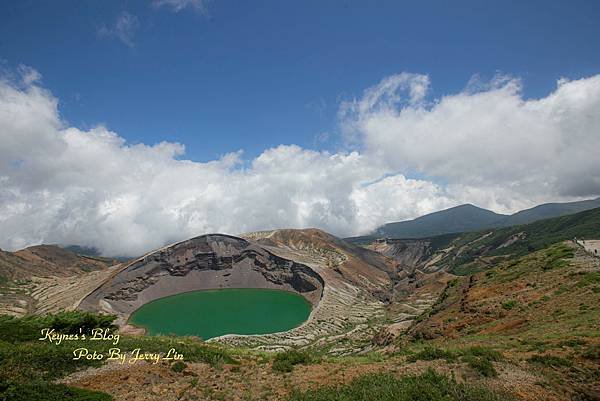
left=98, top=11, right=139, bottom=47
left=0, top=69, right=420, bottom=255
left=153, top=0, right=210, bottom=14
left=342, top=73, right=600, bottom=205
left=1, top=68, right=599, bottom=256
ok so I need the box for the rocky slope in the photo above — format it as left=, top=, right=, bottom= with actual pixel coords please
left=1, top=229, right=432, bottom=353
left=245, top=229, right=402, bottom=298
left=230, top=229, right=440, bottom=353
left=0, top=245, right=116, bottom=317
left=77, top=229, right=429, bottom=353
left=401, top=242, right=600, bottom=399
left=79, top=234, right=325, bottom=328
left=0, top=244, right=112, bottom=280
left=363, top=238, right=433, bottom=272
left=358, top=206, right=600, bottom=276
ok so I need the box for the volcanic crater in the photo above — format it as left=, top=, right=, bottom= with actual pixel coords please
left=78, top=234, right=325, bottom=330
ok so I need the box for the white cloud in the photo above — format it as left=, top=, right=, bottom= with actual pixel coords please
left=0, top=70, right=394, bottom=255
left=1, top=68, right=599, bottom=256
left=153, top=0, right=210, bottom=14
left=98, top=12, right=139, bottom=47
left=342, top=73, right=600, bottom=205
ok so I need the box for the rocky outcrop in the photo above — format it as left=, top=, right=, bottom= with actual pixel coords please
left=0, top=245, right=111, bottom=281
left=245, top=229, right=401, bottom=299
left=364, top=238, right=432, bottom=271
left=0, top=245, right=115, bottom=317
left=78, top=234, right=324, bottom=325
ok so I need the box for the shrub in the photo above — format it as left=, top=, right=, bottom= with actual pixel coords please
left=542, top=245, right=574, bottom=271
left=582, top=345, right=600, bottom=360
left=272, top=350, right=312, bottom=373
left=407, top=346, right=458, bottom=363
left=0, top=312, right=117, bottom=343
left=501, top=300, right=518, bottom=310
left=0, top=314, right=235, bottom=384
left=50, top=311, right=117, bottom=335
left=577, top=272, right=600, bottom=288
left=528, top=354, right=573, bottom=368
left=463, top=355, right=497, bottom=378
left=272, top=359, right=294, bottom=373
left=0, top=340, right=102, bottom=382
left=0, top=380, right=113, bottom=401
left=463, top=346, right=503, bottom=362
left=114, top=335, right=235, bottom=366
left=289, top=369, right=511, bottom=401
left=170, top=361, right=187, bottom=373
left=557, top=338, right=587, bottom=348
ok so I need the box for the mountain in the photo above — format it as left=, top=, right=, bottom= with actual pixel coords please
left=61, top=245, right=132, bottom=263
left=500, top=197, right=600, bottom=226
left=4, top=222, right=600, bottom=400
left=80, top=229, right=406, bottom=347
left=362, top=206, right=600, bottom=276
left=352, top=197, right=600, bottom=241
left=371, top=204, right=506, bottom=239
left=0, top=245, right=118, bottom=317
left=0, top=244, right=113, bottom=281
left=80, top=234, right=325, bottom=327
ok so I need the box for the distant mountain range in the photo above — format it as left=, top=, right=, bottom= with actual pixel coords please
left=351, top=197, right=600, bottom=241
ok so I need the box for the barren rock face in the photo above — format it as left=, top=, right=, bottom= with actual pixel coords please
left=79, top=234, right=324, bottom=325
left=365, top=238, right=433, bottom=272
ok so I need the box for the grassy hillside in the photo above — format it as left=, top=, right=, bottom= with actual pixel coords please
left=349, top=198, right=600, bottom=242
left=0, top=245, right=113, bottom=281
left=0, top=311, right=235, bottom=401
left=400, top=242, right=600, bottom=399
left=374, top=204, right=506, bottom=239
left=435, top=206, right=600, bottom=275
left=501, top=197, right=600, bottom=227
left=1, top=218, right=598, bottom=400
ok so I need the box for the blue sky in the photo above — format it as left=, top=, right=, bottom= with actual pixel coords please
left=2, top=1, right=600, bottom=255
left=2, top=0, right=599, bottom=162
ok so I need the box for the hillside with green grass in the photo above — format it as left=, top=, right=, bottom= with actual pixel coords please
left=400, top=242, right=600, bottom=399
left=1, top=210, right=598, bottom=401
left=349, top=198, right=600, bottom=242
left=435, top=206, right=600, bottom=275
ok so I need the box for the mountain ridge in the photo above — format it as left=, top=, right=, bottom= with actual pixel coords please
left=351, top=197, right=600, bottom=241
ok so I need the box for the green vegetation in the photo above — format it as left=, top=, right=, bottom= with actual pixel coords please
left=542, top=245, right=574, bottom=271
left=272, top=350, right=313, bottom=373
left=444, top=207, right=599, bottom=274
left=170, top=361, right=187, bottom=373
left=452, top=262, right=486, bottom=276
left=0, top=311, right=117, bottom=343
left=463, top=355, right=497, bottom=377
left=407, top=346, right=457, bottom=362
left=289, top=369, right=512, bottom=401
left=407, top=346, right=502, bottom=378
left=115, top=335, right=234, bottom=366
left=576, top=272, right=600, bottom=288
left=463, top=346, right=503, bottom=362
left=0, top=381, right=113, bottom=401
left=0, top=312, right=235, bottom=400
left=582, top=345, right=600, bottom=360
left=501, top=300, right=518, bottom=310
left=528, top=354, right=573, bottom=368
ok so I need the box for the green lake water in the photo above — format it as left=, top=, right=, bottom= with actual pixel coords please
left=128, top=288, right=312, bottom=339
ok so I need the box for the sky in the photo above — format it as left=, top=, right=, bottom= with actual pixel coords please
left=1, top=0, right=600, bottom=256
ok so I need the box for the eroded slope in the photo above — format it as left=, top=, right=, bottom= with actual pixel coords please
left=79, top=234, right=324, bottom=328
